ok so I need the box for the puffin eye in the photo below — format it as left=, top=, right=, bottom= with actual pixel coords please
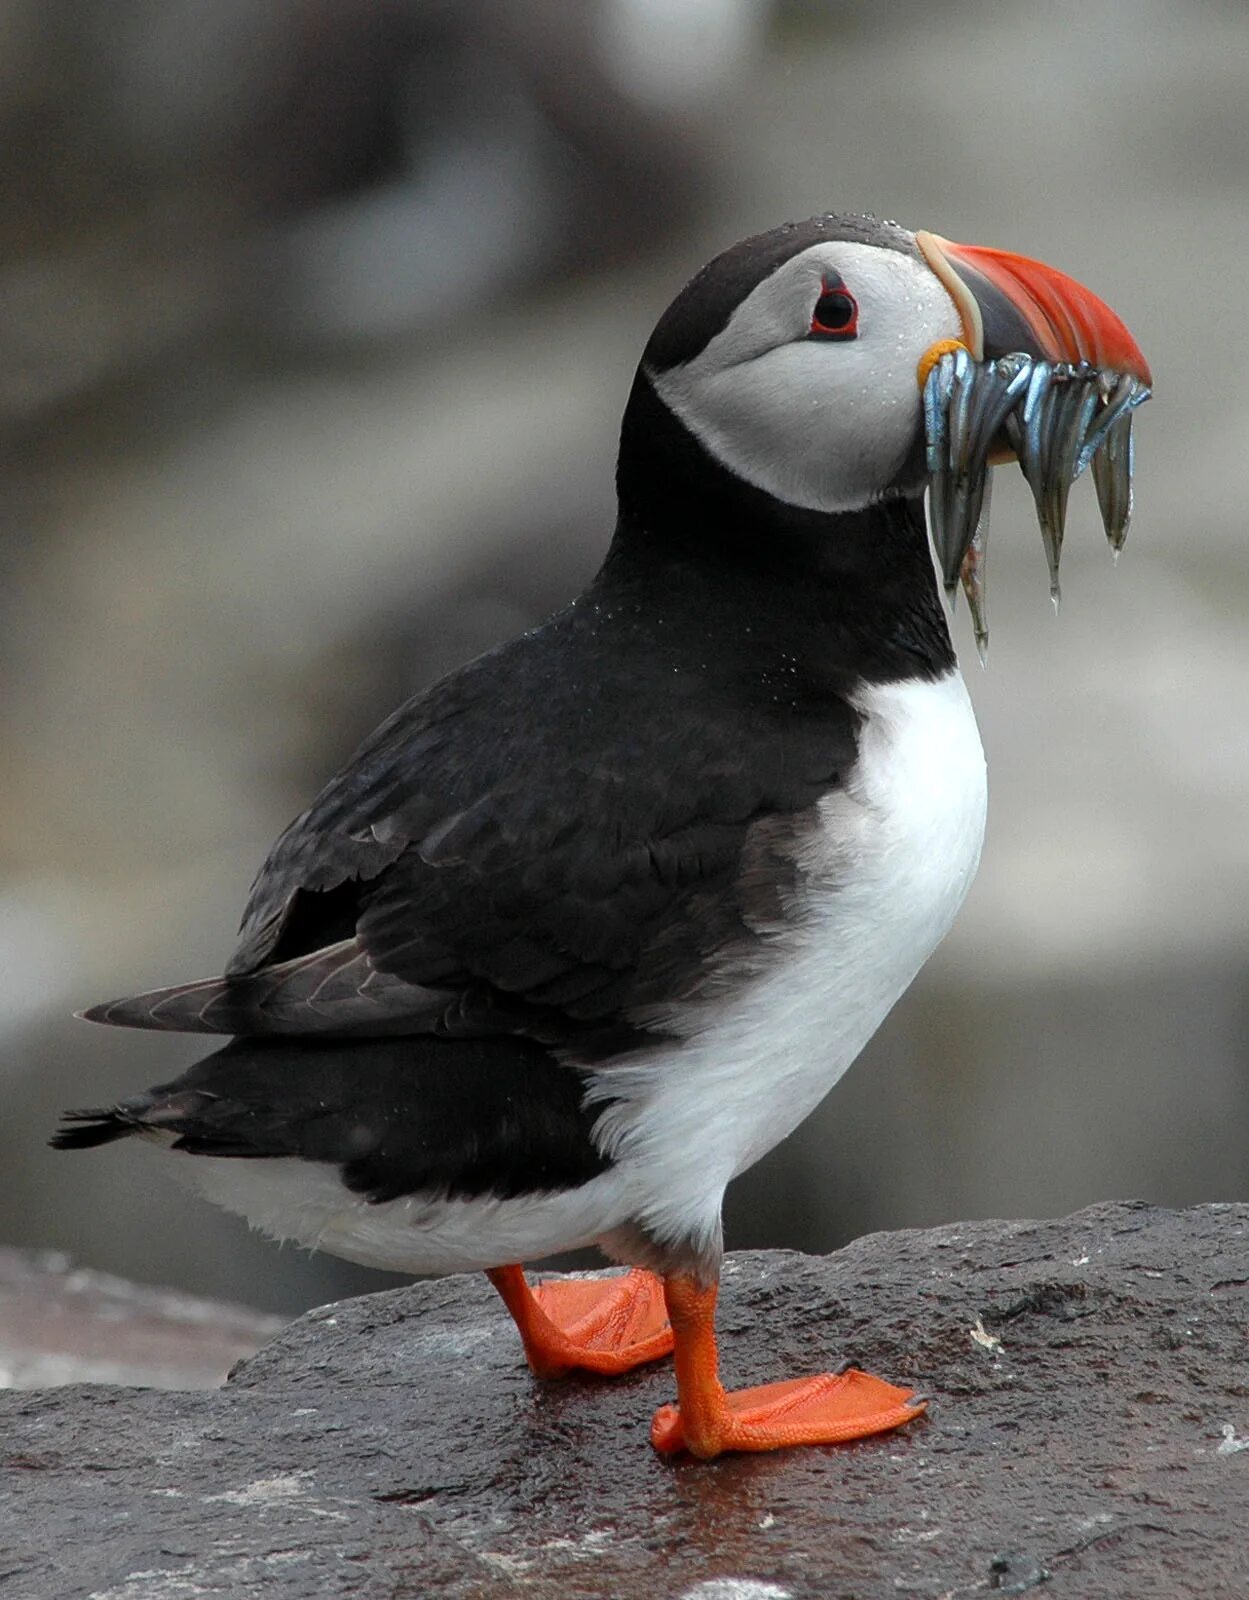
left=809, top=286, right=859, bottom=341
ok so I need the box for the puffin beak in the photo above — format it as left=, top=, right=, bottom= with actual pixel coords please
left=915, top=231, right=1151, bottom=382
left=914, top=230, right=1152, bottom=657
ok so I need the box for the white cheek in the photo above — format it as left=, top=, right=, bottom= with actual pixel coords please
left=677, top=342, right=921, bottom=512
left=653, top=246, right=963, bottom=514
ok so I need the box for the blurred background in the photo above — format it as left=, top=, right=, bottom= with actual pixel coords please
left=3, top=0, right=1247, bottom=1333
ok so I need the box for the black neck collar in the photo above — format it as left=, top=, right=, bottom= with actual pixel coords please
left=600, top=371, right=956, bottom=684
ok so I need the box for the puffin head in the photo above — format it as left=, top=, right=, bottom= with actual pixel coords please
left=631, top=211, right=1150, bottom=524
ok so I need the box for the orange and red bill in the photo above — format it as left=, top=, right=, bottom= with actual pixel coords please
left=916, top=231, right=1151, bottom=382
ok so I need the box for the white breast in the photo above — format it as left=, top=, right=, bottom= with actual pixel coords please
left=593, top=668, right=987, bottom=1258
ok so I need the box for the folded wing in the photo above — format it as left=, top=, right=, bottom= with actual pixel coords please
left=84, top=602, right=858, bottom=1048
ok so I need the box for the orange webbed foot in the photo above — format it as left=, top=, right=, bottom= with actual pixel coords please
left=651, top=1272, right=926, bottom=1459
left=488, top=1266, right=674, bottom=1379
left=650, top=1367, right=925, bottom=1458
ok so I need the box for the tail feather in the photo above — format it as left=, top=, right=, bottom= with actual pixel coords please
left=51, top=1085, right=220, bottom=1153
left=49, top=1107, right=145, bottom=1150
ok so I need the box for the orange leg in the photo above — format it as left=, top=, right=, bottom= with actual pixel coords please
left=487, top=1264, right=674, bottom=1379
left=650, top=1273, right=925, bottom=1459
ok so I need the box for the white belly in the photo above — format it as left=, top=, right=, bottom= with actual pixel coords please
left=166, top=1143, right=636, bottom=1276
left=593, top=668, right=987, bottom=1256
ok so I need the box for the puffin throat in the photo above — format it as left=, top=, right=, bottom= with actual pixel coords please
left=613, top=370, right=930, bottom=572
left=603, top=371, right=955, bottom=684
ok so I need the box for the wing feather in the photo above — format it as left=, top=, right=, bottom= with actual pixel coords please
left=81, top=940, right=452, bottom=1035
left=84, top=597, right=859, bottom=1046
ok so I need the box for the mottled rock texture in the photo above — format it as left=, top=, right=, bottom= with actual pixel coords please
left=4, top=1202, right=1249, bottom=1599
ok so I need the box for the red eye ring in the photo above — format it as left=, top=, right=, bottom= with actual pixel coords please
left=810, top=284, right=859, bottom=341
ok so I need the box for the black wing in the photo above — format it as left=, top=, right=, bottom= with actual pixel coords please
left=84, top=595, right=859, bottom=1050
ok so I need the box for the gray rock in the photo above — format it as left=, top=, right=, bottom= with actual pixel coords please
left=4, top=1202, right=1248, bottom=1599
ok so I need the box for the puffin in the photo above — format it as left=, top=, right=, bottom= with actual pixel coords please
left=54, top=214, right=1150, bottom=1459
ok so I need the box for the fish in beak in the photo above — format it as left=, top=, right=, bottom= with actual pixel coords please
left=914, top=231, right=1152, bottom=658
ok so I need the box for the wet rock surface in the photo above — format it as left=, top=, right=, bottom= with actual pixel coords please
left=4, top=1202, right=1248, bottom=1599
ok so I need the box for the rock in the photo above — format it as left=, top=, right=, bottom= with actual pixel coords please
left=3, top=1202, right=1248, bottom=1599
left=0, top=1248, right=284, bottom=1391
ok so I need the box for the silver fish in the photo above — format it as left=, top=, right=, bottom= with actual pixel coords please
left=960, top=469, right=992, bottom=666
left=924, top=351, right=1150, bottom=653
left=1084, top=372, right=1148, bottom=554
left=925, top=350, right=1031, bottom=594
